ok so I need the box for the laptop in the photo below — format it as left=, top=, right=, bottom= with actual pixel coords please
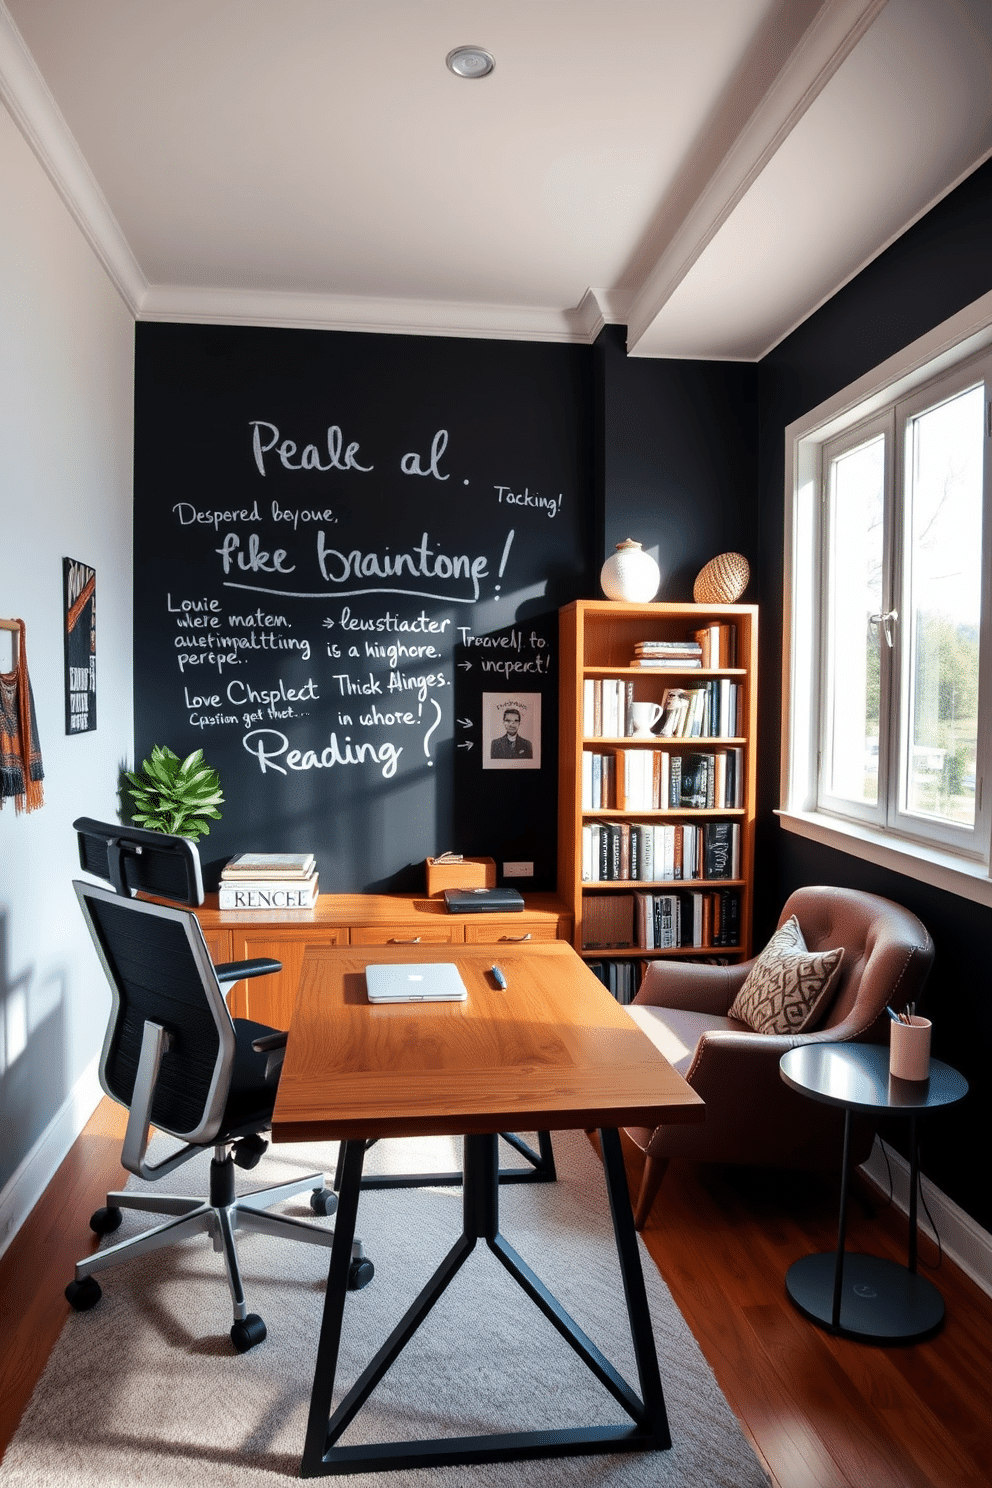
left=365, top=962, right=468, bottom=1004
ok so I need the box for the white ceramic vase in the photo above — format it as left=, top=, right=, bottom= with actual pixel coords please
left=599, top=539, right=661, bottom=603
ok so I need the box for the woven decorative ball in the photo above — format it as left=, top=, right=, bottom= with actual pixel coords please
left=693, top=551, right=749, bottom=604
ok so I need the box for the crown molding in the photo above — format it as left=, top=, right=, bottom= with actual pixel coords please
left=0, top=2, right=146, bottom=314
left=139, top=282, right=603, bottom=344
left=625, top=0, right=888, bottom=355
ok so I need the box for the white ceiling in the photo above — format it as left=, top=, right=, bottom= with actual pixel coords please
left=2, top=0, right=991, bottom=359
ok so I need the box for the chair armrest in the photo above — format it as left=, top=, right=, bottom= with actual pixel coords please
left=685, top=1027, right=798, bottom=1085
left=685, top=1021, right=858, bottom=1087
left=632, top=957, right=754, bottom=1016
left=640, top=1026, right=875, bottom=1171
left=251, top=1030, right=288, bottom=1053
left=251, top=1028, right=288, bottom=1080
left=214, top=958, right=282, bottom=984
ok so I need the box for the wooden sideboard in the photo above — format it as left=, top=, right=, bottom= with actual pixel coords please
left=195, top=892, right=573, bottom=1027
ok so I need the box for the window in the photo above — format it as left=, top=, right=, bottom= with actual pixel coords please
left=783, top=298, right=992, bottom=903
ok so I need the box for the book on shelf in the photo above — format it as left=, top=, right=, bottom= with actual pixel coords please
left=631, top=656, right=702, bottom=668
left=221, top=852, right=315, bottom=880
left=218, top=872, right=319, bottom=909
left=633, top=640, right=702, bottom=657
left=586, top=959, right=638, bottom=1005
left=692, top=624, right=739, bottom=669
left=702, top=821, right=740, bottom=879
left=657, top=688, right=689, bottom=736
left=581, top=893, right=634, bottom=950
left=679, top=753, right=711, bottom=809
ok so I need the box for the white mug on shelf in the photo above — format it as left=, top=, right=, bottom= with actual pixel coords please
left=630, top=701, right=663, bottom=737
left=889, top=1014, right=931, bottom=1081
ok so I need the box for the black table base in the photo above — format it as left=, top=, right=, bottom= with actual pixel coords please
left=332, top=1129, right=557, bottom=1192
left=301, top=1127, right=671, bottom=1477
left=786, top=1251, right=945, bottom=1343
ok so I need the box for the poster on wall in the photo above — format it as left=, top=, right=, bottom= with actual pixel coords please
left=482, top=692, right=541, bottom=769
left=63, top=557, right=96, bottom=733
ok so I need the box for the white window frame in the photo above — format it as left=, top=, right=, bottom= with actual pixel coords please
left=817, top=412, right=892, bottom=831
left=781, top=289, right=992, bottom=909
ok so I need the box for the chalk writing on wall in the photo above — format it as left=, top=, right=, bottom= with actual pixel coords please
left=134, top=325, right=593, bottom=891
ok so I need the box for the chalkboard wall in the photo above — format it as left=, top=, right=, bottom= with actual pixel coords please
left=133, top=324, right=594, bottom=892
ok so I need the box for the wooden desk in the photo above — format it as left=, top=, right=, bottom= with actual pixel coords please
left=195, top=891, right=572, bottom=1027
left=273, top=941, right=704, bottom=1477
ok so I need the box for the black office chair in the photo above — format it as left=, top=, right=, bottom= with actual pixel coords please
left=66, top=819, right=372, bottom=1352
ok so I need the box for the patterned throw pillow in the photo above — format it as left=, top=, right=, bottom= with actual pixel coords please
left=728, top=915, right=843, bottom=1035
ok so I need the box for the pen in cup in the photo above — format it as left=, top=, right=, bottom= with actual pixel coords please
left=491, top=964, right=507, bottom=990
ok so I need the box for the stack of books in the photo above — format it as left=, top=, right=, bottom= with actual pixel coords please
left=630, top=639, right=702, bottom=668
left=218, top=852, right=318, bottom=909
left=628, top=625, right=739, bottom=670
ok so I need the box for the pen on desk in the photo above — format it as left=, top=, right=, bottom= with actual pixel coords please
left=491, top=964, right=507, bottom=990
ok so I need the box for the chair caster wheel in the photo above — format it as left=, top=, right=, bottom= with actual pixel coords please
left=348, top=1258, right=374, bottom=1290
left=90, top=1206, right=123, bottom=1235
left=65, top=1276, right=102, bottom=1311
left=310, top=1188, right=338, bottom=1217
left=230, top=1314, right=267, bottom=1352
left=232, top=1133, right=268, bottom=1170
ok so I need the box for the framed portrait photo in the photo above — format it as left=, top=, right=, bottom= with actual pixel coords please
left=482, top=692, right=541, bottom=770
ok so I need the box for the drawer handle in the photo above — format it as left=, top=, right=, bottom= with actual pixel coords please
left=388, top=935, right=422, bottom=944
left=499, top=932, right=532, bottom=942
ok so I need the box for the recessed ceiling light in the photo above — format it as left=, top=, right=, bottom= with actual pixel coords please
left=446, top=46, right=495, bottom=79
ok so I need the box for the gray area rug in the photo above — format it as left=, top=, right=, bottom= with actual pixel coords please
left=2, top=1130, right=768, bottom=1486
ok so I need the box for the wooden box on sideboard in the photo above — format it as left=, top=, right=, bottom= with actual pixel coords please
left=425, top=856, right=497, bottom=896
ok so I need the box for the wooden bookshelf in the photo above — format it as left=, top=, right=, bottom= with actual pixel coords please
left=558, top=600, right=757, bottom=984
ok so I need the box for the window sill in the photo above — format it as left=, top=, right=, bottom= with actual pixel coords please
left=775, top=809, right=992, bottom=909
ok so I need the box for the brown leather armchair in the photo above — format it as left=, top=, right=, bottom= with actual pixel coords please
left=624, top=885, right=934, bottom=1229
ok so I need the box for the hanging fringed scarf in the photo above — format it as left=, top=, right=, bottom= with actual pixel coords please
left=0, top=619, right=45, bottom=813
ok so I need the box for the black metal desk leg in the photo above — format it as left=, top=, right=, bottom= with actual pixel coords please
left=463, top=1132, right=500, bottom=1240
left=302, top=1138, right=366, bottom=1476
left=300, top=1128, right=672, bottom=1474
left=598, top=1127, right=671, bottom=1449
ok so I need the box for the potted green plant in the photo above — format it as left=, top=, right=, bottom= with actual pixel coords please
left=125, top=745, right=224, bottom=841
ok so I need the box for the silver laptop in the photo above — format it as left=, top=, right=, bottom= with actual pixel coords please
left=365, top=962, right=468, bottom=1004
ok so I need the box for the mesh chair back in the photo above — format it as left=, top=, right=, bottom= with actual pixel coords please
left=75, top=883, right=235, bottom=1143
left=74, top=816, right=204, bottom=904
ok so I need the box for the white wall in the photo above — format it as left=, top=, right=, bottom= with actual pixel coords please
left=0, top=98, right=133, bottom=1254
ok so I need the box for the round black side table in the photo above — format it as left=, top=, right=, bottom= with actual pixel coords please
left=779, top=1042, right=968, bottom=1344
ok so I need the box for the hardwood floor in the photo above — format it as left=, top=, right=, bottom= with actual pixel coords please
left=623, top=1135, right=992, bottom=1488
left=2, top=1102, right=990, bottom=1487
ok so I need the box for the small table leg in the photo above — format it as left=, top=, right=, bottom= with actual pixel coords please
left=907, top=1114, right=919, bottom=1273
left=785, top=1109, right=945, bottom=1344
left=830, top=1109, right=853, bottom=1329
